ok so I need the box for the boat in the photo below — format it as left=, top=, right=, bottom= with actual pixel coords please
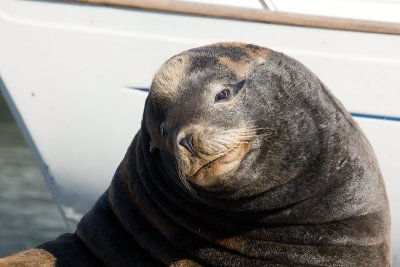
left=1, top=0, right=399, bottom=263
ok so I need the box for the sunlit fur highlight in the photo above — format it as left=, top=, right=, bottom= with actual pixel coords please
left=151, top=54, right=190, bottom=104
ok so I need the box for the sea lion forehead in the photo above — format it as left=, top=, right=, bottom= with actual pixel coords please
left=188, top=42, right=268, bottom=59
left=188, top=42, right=270, bottom=77
left=150, top=42, right=270, bottom=103
left=188, top=42, right=250, bottom=60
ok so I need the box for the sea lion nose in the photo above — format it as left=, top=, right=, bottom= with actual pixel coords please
left=179, top=133, right=197, bottom=156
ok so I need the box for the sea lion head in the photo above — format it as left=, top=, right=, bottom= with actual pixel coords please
left=143, top=42, right=331, bottom=196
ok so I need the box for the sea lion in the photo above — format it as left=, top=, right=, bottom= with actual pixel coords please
left=0, top=42, right=391, bottom=266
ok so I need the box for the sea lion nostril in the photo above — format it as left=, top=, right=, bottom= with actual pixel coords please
left=179, top=133, right=197, bottom=156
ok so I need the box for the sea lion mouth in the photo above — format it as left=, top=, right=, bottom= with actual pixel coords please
left=191, top=154, right=227, bottom=178
left=184, top=144, right=249, bottom=188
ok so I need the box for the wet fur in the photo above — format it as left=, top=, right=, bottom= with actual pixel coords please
left=0, top=43, right=391, bottom=266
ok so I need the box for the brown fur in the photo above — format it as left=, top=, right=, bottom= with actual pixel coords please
left=0, top=42, right=391, bottom=266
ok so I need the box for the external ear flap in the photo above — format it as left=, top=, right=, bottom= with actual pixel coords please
left=246, top=57, right=267, bottom=68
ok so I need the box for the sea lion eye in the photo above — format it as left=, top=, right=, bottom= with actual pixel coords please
left=160, top=123, right=168, bottom=139
left=215, top=89, right=231, bottom=102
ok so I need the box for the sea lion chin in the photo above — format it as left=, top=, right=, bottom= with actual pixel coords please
left=0, top=42, right=391, bottom=267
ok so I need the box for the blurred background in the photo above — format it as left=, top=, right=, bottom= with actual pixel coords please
left=0, top=93, right=66, bottom=257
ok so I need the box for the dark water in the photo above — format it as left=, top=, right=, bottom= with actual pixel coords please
left=0, top=93, right=67, bottom=257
